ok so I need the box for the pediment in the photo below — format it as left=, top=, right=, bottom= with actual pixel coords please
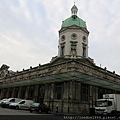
left=50, top=57, right=72, bottom=65
left=0, top=64, right=9, bottom=70
left=50, top=57, right=96, bottom=68
left=74, top=58, right=96, bottom=67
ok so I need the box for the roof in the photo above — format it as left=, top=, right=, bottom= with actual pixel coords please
left=61, top=15, right=87, bottom=29
left=61, top=4, right=87, bottom=29
left=71, top=5, right=78, bottom=10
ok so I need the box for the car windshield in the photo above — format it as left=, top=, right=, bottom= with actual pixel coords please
left=19, top=101, right=25, bottom=104
left=32, top=103, right=40, bottom=107
left=95, top=100, right=108, bottom=107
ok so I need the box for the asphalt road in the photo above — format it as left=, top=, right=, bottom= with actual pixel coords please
left=0, top=107, right=63, bottom=120
left=0, top=107, right=40, bottom=115
left=0, top=107, right=117, bottom=120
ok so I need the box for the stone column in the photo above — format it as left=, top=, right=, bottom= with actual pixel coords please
left=69, top=81, right=73, bottom=100
left=89, top=86, right=93, bottom=108
left=18, top=87, right=22, bottom=98
left=11, top=88, right=15, bottom=98
left=10, top=88, right=13, bottom=98
left=44, top=84, right=48, bottom=101
left=50, top=83, right=54, bottom=111
left=62, top=82, right=68, bottom=113
left=25, top=86, right=30, bottom=99
left=76, top=82, right=81, bottom=100
left=96, top=87, right=98, bottom=99
left=34, top=85, right=39, bottom=102
left=92, top=86, right=96, bottom=107
left=68, top=81, right=73, bottom=113
left=6, top=88, right=10, bottom=98
left=69, top=80, right=77, bottom=113
left=72, top=81, right=76, bottom=100
left=47, top=84, right=51, bottom=108
left=50, top=83, right=54, bottom=99
left=0, top=89, right=5, bottom=99
left=63, top=82, right=68, bottom=100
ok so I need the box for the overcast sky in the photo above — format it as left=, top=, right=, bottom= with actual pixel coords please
left=0, top=0, right=120, bottom=75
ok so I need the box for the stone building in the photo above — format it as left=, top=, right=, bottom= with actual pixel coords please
left=0, top=4, right=120, bottom=114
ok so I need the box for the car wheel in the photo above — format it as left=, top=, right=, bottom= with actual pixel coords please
left=6, top=104, right=8, bottom=108
left=30, top=110, right=33, bottom=113
left=38, top=109, right=42, bottom=113
left=16, top=106, right=19, bottom=110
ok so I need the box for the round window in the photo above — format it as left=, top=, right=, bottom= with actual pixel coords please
left=83, top=36, right=86, bottom=42
left=61, top=35, right=65, bottom=41
left=71, top=33, right=77, bottom=40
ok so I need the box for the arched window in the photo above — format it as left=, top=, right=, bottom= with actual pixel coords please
left=83, top=46, right=86, bottom=58
left=60, top=43, right=65, bottom=57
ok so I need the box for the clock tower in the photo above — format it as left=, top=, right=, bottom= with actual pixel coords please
left=58, top=4, right=89, bottom=59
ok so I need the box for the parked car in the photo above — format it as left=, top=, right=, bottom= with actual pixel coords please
left=0, top=98, right=8, bottom=106
left=1, top=98, right=22, bottom=108
left=29, top=103, right=51, bottom=113
left=9, top=100, right=33, bottom=110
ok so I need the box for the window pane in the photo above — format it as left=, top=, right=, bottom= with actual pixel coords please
left=81, top=84, right=89, bottom=102
left=55, top=83, right=63, bottom=99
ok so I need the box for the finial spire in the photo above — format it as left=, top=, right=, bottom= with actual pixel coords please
left=71, top=3, right=78, bottom=16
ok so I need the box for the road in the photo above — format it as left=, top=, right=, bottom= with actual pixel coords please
left=0, top=107, right=116, bottom=120
left=0, top=107, right=63, bottom=120
left=0, top=107, right=51, bottom=115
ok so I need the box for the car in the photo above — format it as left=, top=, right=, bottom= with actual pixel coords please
left=1, top=98, right=22, bottom=108
left=29, top=103, right=51, bottom=113
left=0, top=99, right=8, bottom=106
left=9, top=100, right=33, bottom=110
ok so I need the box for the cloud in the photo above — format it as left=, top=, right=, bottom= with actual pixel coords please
left=84, top=0, right=120, bottom=74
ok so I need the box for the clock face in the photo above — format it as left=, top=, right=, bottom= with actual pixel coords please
left=71, top=33, right=77, bottom=40
left=61, top=35, right=65, bottom=41
left=83, top=36, right=86, bottom=42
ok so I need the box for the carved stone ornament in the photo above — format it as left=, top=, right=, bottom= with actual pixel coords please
left=70, top=50, right=77, bottom=57
left=0, top=71, right=5, bottom=79
left=0, top=64, right=9, bottom=79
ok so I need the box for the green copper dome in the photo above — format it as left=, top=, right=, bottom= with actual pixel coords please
left=61, top=4, right=87, bottom=29
left=61, top=15, right=87, bottom=29
left=71, top=5, right=78, bottom=10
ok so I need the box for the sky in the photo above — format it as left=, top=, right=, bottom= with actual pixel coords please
left=0, top=0, right=120, bottom=75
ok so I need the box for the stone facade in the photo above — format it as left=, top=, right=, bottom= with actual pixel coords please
left=0, top=58, right=120, bottom=114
